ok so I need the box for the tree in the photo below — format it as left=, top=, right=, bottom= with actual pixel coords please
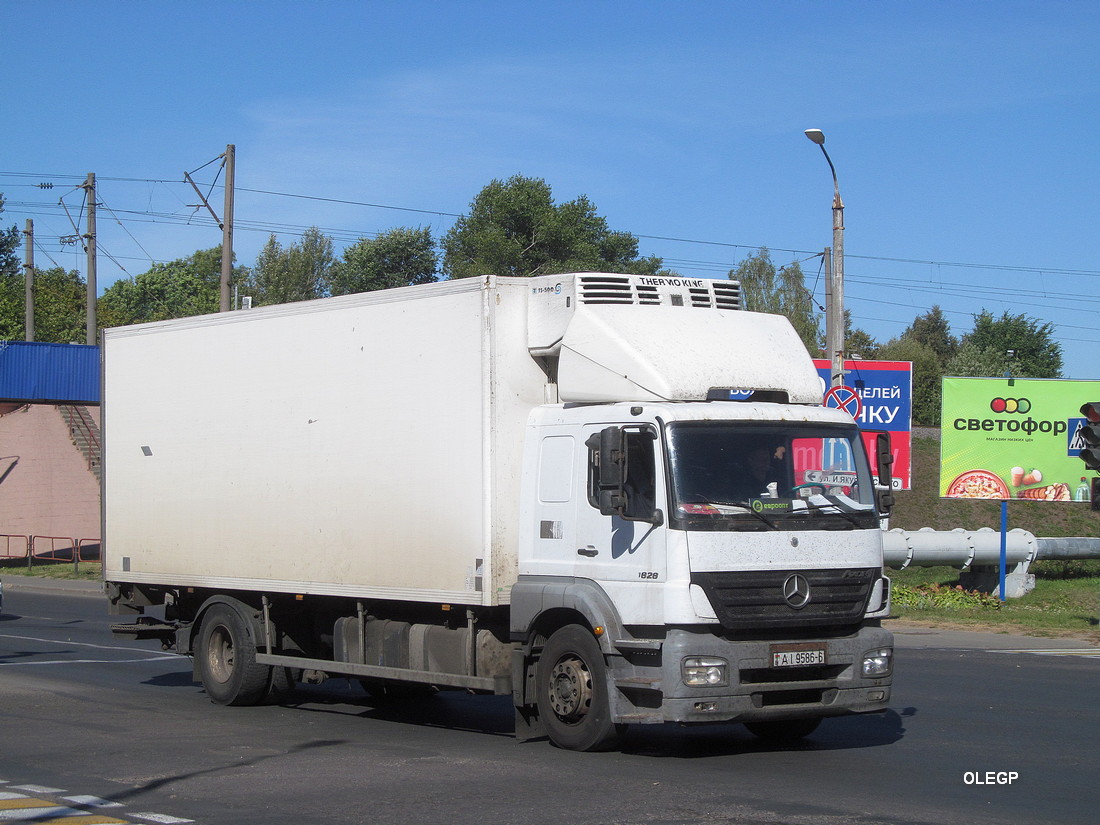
left=327, top=227, right=438, bottom=296
left=904, top=305, right=957, bottom=364
left=877, top=336, right=943, bottom=425
left=844, top=309, right=880, bottom=360
left=945, top=340, right=1013, bottom=379
left=98, top=247, right=232, bottom=326
left=958, top=310, right=1062, bottom=378
left=239, top=227, right=334, bottom=307
left=728, top=248, right=822, bottom=354
left=441, top=175, right=662, bottom=279
left=0, top=194, right=19, bottom=278
left=872, top=306, right=956, bottom=426
left=0, top=266, right=86, bottom=343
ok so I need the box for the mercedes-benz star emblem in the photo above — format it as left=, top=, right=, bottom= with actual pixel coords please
left=782, top=574, right=811, bottom=609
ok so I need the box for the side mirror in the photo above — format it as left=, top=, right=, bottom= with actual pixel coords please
left=586, top=427, right=627, bottom=516
left=874, top=431, right=895, bottom=514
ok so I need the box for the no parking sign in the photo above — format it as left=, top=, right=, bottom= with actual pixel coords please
left=823, top=384, right=863, bottom=420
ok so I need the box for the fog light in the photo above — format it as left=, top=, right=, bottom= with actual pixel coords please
left=682, top=657, right=728, bottom=687
left=862, top=647, right=893, bottom=678
left=867, top=689, right=886, bottom=702
left=694, top=701, right=719, bottom=712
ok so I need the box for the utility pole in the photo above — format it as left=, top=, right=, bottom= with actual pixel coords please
left=84, top=173, right=97, bottom=345
left=220, top=144, right=235, bottom=312
left=822, top=246, right=832, bottom=365
left=804, top=129, right=845, bottom=387
left=23, top=219, right=34, bottom=342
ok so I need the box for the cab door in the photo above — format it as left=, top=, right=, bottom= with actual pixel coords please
left=573, top=424, right=667, bottom=584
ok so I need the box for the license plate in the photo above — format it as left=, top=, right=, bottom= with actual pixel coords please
left=771, top=644, right=827, bottom=668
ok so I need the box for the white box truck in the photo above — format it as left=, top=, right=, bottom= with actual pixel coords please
left=105, top=273, right=894, bottom=751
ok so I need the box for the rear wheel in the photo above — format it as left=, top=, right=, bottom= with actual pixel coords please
left=744, top=717, right=822, bottom=743
left=536, top=625, right=620, bottom=751
left=196, top=603, right=271, bottom=706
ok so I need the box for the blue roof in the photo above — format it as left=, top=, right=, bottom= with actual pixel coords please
left=0, top=341, right=100, bottom=404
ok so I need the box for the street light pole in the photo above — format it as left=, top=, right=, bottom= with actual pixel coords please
left=804, top=129, right=845, bottom=388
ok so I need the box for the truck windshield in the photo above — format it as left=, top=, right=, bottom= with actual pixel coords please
left=666, top=421, right=879, bottom=531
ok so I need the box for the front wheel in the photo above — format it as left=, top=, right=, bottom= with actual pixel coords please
left=536, top=625, right=620, bottom=751
left=196, top=603, right=271, bottom=706
left=744, top=717, right=822, bottom=743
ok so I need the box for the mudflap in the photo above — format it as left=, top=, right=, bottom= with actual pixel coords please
left=512, top=646, right=544, bottom=742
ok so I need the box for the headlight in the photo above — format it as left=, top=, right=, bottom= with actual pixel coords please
left=862, top=647, right=893, bottom=678
left=682, top=657, right=728, bottom=687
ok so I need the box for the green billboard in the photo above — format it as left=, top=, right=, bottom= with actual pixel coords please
left=940, top=377, right=1100, bottom=501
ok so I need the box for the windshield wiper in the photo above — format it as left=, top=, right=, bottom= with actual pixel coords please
left=799, top=497, right=868, bottom=527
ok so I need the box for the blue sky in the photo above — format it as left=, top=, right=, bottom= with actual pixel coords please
left=3, top=1, right=1097, bottom=378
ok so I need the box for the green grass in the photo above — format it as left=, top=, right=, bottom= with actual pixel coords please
left=887, top=563, right=1100, bottom=641
left=0, top=559, right=102, bottom=583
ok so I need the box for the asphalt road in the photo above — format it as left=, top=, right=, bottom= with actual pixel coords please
left=1, top=578, right=1097, bottom=825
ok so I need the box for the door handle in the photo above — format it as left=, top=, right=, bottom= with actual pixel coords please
left=577, top=546, right=599, bottom=557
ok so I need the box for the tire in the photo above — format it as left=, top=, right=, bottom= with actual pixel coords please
left=269, top=666, right=300, bottom=700
left=196, top=603, right=271, bottom=706
left=536, top=625, right=620, bottom=752
left=744, top=717, right=822, bottom=743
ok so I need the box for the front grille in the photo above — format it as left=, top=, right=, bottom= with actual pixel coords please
left=739, top=664, right=848, bottom=685
left=691, top=568, right=876, bottom=631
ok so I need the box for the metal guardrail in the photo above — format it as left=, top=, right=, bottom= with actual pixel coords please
left=1, top=534, right=29, bottom=560
left=59, top=404, right=101, bottom=478
left=1034, top=536, right=1100, bottom=560
left=883, top=528, right=1100, bottom=569
left=0, top=534, right=101, bottom=573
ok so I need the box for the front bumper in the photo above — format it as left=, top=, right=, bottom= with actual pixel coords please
left=612, top=624, right=893, bottom=725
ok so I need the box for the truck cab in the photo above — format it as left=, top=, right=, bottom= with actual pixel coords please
left=510, top=276, right=894, bottom=751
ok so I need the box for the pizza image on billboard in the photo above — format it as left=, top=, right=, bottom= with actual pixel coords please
left=946, top=469, right=1010, bottom=500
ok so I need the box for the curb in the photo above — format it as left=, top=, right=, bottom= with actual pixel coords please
left=888, top=619, right=1099, bottom=650
left=1, top=576, right=103, bottom=597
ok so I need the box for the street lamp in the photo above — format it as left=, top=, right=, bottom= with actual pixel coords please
left=804, top=128, right=845, bottom=388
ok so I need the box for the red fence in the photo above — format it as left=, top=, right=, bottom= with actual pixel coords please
left=1, top=534, right=101, bottom=572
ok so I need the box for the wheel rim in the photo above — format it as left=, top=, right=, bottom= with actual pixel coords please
left=207, top=624, right=235, bottom=684
left=548, top=654, right=593, bottom=723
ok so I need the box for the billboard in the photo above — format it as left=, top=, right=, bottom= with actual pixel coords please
left=814, top=359, right=912, bottom=490
left=940, top=377, right=1100, bottom=501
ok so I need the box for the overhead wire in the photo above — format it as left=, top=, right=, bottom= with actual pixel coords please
left=3, top=170, right=1099, bottom=348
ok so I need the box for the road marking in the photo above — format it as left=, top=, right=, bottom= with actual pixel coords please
left=0, top=784, right=190, bottom=824
left=0, top=796, right=56, bottom=809
left=20, top=815, right=128, bottom=824
left=0, top=634, right=165, bottom=655
left=0, top=802, right=127, bottom=822
left=0, top=632, right=177, bottom=667
left=987, top=648, right=1100, bottom=658
left=64, top=798, right=125, bottom=809
left=0, top=657, right=179, bottom=668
